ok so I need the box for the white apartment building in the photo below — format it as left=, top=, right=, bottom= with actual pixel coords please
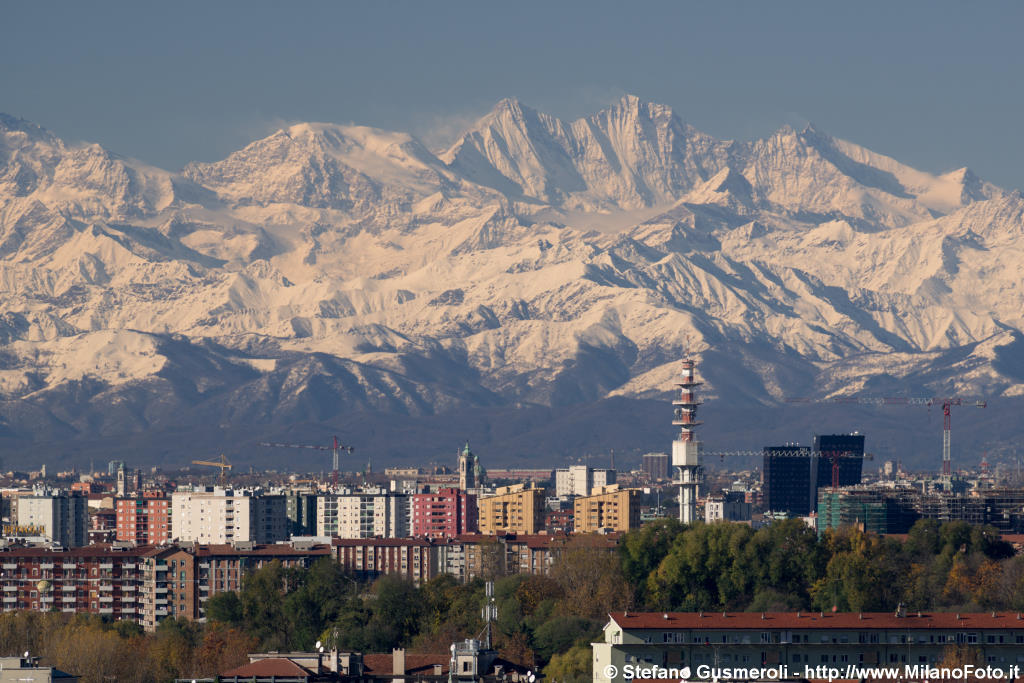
left=554, top=466, right=616, bottom=498
left=316, top=488, right=410, bottom=538
left=14, top=492, right=88, bottom=548
left=171, top=488, right=286, bottom=544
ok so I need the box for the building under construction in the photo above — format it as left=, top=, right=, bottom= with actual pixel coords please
left=817, top=486, right=1024, bottom=534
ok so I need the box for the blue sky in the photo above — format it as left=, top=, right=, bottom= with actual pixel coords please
left=4, top=1, right=1023, bottom=190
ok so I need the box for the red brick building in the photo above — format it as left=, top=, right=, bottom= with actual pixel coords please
left=411, top=487, right=478, bottom=538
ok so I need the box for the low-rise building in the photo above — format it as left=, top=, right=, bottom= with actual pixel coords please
left=705, top=491, right=753, bottom=523
left=592, top=611, right=1024, bottom=683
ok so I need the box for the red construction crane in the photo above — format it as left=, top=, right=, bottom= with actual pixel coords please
left=259, top=436, right=354, bottom=488
left=785, top=396, right=986, bottom=475
left=702, top=449, right=873, bottom=491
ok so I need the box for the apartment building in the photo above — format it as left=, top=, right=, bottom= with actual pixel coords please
left=573, top=485, right=641, bottom=533
left=592, top=611, right=1024, bottom=683
left=554, top=466, right=617, bottom=498
left=171, top=488, right=287, bottom=544
left=0, top=543, right=154, bottom=621
left=333, top=538, right=437, bottom=585
left=116, top=491, right=171, bottom=544
left=477, top=485, right=545, bottom=535
left=0, top=541, right=331, bottom=631
left=411, top=487, right=478, bottom=538
left=14, top=493, right=88, bottom=548
left=317, top=488, right=410, bottom=538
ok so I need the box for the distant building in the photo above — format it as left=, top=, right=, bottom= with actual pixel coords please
left=333, top=538, right=437, bottom=585
left=458, top=442, right=477, bottom=490
left=316, top=489, right=410, bottom=538
left=411, top=487, right=477, bottom=538
left=14, top=492, right=88, bottom=547
left=171, top=488, right=287, bottom=544
left=574, top=485, right=641, bottom=533
left=89, top=507, right=117, bottom=544
left=477, top=485, right=545, bottom=535
left=285, top=491, right=318, bottom=536
left=762, top=446, right=814, bottom=515
left=554, top=465, right=616, bottom=497
left=0, top=655, right=78, bottom=682
left=813, top=433, right=866, bottom=491
left=818, top=489, right=919, bottom=534
left=116, top=491, right=171, bottom=545
left=641, top=452, right=669, bottom=481
left=705, top=491, right=752, bottom=522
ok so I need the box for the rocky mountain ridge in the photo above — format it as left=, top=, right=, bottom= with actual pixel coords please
left=1, top=97, right=1021, bottom=469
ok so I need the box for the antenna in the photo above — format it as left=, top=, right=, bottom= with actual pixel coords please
left=482, top=580, right=498, bottom=649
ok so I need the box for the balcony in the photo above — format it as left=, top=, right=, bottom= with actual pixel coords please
left=2, top=585, right=16, bottom=592
left=99, top=584, right=113, bottom=592
left=40, top=597, right=54, bottom=604
left=62, top=597, right=75, bottom=603
left=122, top=585, right=137, bottom=592
left=62, top=607, right=75, bottom=613
left=154, top=608, right=168, bottom=616
left=99, top=596, right=113, bottom=603
left=2, top=597, right=16, bottom=603
left=41, top=563, right=54, bottom=570
left=99, top=607, right=113, bottom=614
left=62, top=563, right=77, bottom=569
left=61, top=585, right=75, bottom=592
left=154, top=586, right=168, bottom=594
left=99, top=563, right=113, bottom=569
left=1, top=564, right=15, bottom=570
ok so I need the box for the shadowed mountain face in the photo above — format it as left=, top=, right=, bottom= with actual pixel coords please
left=0, top=98, right=1021, bottom=471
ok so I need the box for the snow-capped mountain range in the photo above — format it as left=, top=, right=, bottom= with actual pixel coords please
left=2, top=96, right=1022, bottom=469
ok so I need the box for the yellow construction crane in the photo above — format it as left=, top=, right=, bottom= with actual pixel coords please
left=191, top=454, right=232, bottom=483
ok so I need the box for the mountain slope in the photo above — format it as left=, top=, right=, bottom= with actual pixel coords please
left=1, top=99, right=1022, bottom=469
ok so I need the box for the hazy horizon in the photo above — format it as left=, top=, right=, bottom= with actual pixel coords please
left=3, top=1, right=1024, bottom=191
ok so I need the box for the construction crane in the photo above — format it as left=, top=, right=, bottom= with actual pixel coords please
left=259, top=436, right=354, bottom=488
left=701, top=448, right=874, bottom=491
left=191, top=454, right=232, bottom=484
left=786, top=396, right=986, bottom=475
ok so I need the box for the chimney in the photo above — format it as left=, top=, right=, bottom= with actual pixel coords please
left=393, top=648, right=406, bottom=683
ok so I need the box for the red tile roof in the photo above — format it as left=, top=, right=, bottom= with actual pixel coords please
left=194, top=544, right=331, bottom=557
left=221, top=657, right=314, bottom=677
left=610, top=611, right=1024, bottom=630
left=362, top=653, right=450, bottom=675
left=332, top=538, right=432, bottom=548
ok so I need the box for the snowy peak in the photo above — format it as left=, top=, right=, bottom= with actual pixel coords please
left=185, top=122, right=455, bottom=211
left=444, top=95, right=730, bottom=210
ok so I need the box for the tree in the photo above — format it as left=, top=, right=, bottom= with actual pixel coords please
left=544, top=644, right=592, bottom=683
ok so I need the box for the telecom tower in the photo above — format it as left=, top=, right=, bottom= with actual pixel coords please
left=672, top=357, right=703, bottom=524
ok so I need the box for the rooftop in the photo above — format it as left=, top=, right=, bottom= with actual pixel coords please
left=610, top=611, right=1024, bottom=630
